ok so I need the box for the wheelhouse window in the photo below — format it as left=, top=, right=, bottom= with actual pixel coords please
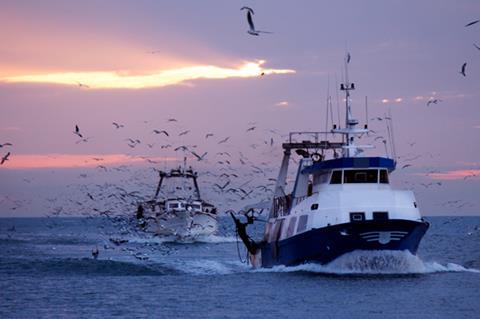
left=380, top=169, right=389, bottom=184
left=330, top=170, right=342, bottom=184
left=344, top=169, right=378, bottom=183
left=314, top=172, right=330, bottom=184
left=296, top=215, right=308, bottom=233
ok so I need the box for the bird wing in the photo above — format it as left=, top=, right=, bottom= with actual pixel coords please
left=241, top=6, right=254, bottom=14
left=461, top=62, right=467, bottom=75
left=474, top=44, right=480, bottom=50
left=465, top=20, right=480, bottom=27
left=75, top=125, right=80, bottom=133
left=191, top=151, right=200, bottom=160
left=247, top=11, right=255, bottom=31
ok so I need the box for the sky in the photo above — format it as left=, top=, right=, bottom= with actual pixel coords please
left=0, top=0, right=479, bottom=217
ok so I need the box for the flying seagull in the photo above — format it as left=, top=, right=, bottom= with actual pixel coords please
left=191, top=151, right=208, bottom=161
left=77, top=82, right=90, bottom=89
left=465, top=20, right=480, bottom=27
left=179, top=130, right=190, bottom=136
left=0, top=142, right=12, bottom=148
left=74, top=125, right=83, bottom=138
left=112, top=122, right=124, bottom=129
left=153, top=129, right=169, bottom=136
left=218, top=137, right=230, bottom=144
left=427, top=99, right=442, bottom=106
left=346, top=52, right=351, bottom=64
left=460, top=62, right=467, bottom=77
left=174, top=145, right=189, bottom=152
left=1, top=152, right=11, bottom=165
left=205, top=133, right=214, bottom=139
left=241, top=7, right=272, bottom=36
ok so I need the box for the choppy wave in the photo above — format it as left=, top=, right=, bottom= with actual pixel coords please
left=125, top=234, right=238, bottom=245
left=0, top=257, right=180, bottom=276
left=254, top=250, right=480, bottom=275
left=172, top=259, right=244, bottom=275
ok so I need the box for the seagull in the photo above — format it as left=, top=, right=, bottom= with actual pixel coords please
left=73, top=125, right=83, bottom=138
left=112, top=122, right=124, bottom=129
left=346, top=52, right=351, bottom=64
left=167, top=118, right=178, bottom=122
left=460, top=62, right=467, bottom=77
left=205, top=133, right=214, bottom=139
left=465, top=20, right=480, bottom=27
left=1, top=152, right=11, bottom=165
left=153, top=129, right=169, bottom=136
left=214, top=181, right=230, bottom=192
left=191, top=151, right=208, bottom=161
left=241, top=7, right=272, bottom=36
left=179, top=130, right=190, bottom=136
left=77, top=82, right=90, bottom=89
left=474, top=44, right=480, bottom=50
left=0, top=143, right=12, bottom=148
left=218, top=137, right=230, bottom=144
left=76, top=137, right=92, bottom=144
left=91, top=247, right=99, bottom=259
left=174, top=145, right=189, bottom=152
left=401, top=164, right=412, bottom=169
left=426, top=99, right=442, bottom=106
left=246, top=126, right=256, bottom=132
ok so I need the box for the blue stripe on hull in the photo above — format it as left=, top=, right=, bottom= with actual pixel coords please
left=260, top=219, right=429, bottom=268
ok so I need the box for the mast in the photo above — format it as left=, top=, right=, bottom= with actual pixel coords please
left=331, top=53, right=369, bottom=157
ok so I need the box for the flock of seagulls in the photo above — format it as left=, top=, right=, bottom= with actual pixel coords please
left=2, top=8, right=479, bottom=261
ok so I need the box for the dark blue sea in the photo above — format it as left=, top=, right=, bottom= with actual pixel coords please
left=1, top=216, right=479, bottom=319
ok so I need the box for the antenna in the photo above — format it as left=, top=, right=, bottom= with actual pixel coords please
left=388, top=108, right=397, bottom=161
left=325, top=76, right=330, bottom=141
left=334, top=75, right=341, bottom=129
left=385, top=116, right=393, bottom=159
left=365, top=96, right=369, bottom=130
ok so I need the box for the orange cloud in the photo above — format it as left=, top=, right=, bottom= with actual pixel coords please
left=381, top=98, right=403, bottom=104
left=423, top=169, right=480, bottom=180
left=1, top=154, right=177, bottom=169
left=1, top=60, right=295, bottom=90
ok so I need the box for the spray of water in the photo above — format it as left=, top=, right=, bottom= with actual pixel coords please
left=254, top=250, right=480, bottom=275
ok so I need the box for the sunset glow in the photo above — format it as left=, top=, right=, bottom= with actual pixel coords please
left=423, top=169, right=480, bottom=180
left=1, top=61, right=295, bottom=89
left=2, top=154, right=178, bottom=169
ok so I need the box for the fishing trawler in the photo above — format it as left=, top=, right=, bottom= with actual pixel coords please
left=232, top=61, right=429, bottom=268
left=137, top=161, right=218, bottom=239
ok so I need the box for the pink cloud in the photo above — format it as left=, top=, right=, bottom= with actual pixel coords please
left=1, top=154, right=177, bottom=169
left=422, top=169, right=480, bottom=180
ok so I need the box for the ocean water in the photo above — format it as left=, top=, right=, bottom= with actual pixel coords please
left=1, top=216, right=479, bottom=319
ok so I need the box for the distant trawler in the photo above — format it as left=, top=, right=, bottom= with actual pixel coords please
left=136, top=160, right=218, bottom=240
left=232, top=63, right=429, bottom=268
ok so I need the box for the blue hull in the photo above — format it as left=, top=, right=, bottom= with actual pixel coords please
left=260, top=219, right=429, bottom=268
